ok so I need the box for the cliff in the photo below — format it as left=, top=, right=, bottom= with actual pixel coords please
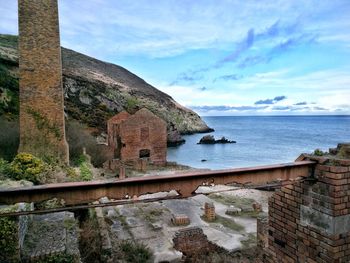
left=0, top=34, right=212, bottom=145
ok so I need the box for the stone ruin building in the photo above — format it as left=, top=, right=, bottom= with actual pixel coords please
left=18, top=0, right=69, bottom=163
left=104, top=108, right=167, bottom=172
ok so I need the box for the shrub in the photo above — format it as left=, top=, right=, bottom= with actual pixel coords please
left=0, top=206, right=19, bottom=262
left=314, top=149, right=325, bottom=156
left=0, top=158, right=10, bottom=179
left=35, top=253, right=76, bottom=263
left=119, top=241, right=152, bottom=263
left=66, top=120, right=109, bottom=167
left=0, top=117, right=19, bottom=161
left=8, top=153, right=47, bottom=184
left=79, top=162, right=93, bottom=181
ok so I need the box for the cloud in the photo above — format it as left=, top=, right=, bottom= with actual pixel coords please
left=190, top=105, right=269, bottom=112
left=255, top=99, right=274, bottom=105
left=218, top=28, right=255, bottom=65
left=254, top=95, right=286, bottom=105
left=170, top=72, right=203, bottom=85
left=238, top=56, right=267, bottom=68
left=272, top=106, right=291, bottom=111
left=274, top=95, right=286, bottom=102
left=213, top=74, right=242, bottom=82
left=294, top=102, right=307, bottom=106
left=313, top=106, right=328, bottom=111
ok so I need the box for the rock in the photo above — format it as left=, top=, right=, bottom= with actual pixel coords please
left=167, top=123, right=186, bottom=147
left=226, top=207, right=242, bottom=215
left=198, top=135, right=236, bottom=144
left=216, top=136, right=236, bottom=144
left=240, top=206, right=254, bottom=213
left=198, top=135, right=216, bottom=144
left=252, top=202, right=262, bottom=212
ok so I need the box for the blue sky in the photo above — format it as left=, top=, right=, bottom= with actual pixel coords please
left=1, top=0, right=350, bottom=116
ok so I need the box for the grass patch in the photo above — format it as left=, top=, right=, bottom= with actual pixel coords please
left=209, top=193, right=261, bottom=217
left=137, top=206, right=165, bottom=224
left=209, top=193, right=255, bottom=207
left=201, top=214, right=244, bottom=232
left=241, top=233, right=257, bottom=249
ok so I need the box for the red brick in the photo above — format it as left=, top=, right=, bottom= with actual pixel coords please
left=329, top=166, right=349, bottom=173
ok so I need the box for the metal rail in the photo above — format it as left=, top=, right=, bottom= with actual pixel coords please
left=0, top=161, right=315, bottom=214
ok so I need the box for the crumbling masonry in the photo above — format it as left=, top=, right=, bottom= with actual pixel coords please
left=260, top=143, right=350, bottom=263
left=18, top=0, right=69, bottom=162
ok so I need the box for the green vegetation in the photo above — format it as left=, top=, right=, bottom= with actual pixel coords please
left=75, top=154, right=93, bottom=181
left=7, top=152, right=47, bottom=184
left=0, top=206, right=18, bottom=263
left=79, top=162, right=93, bottom=181
left=241, top=233, right=257, bottom=249
left=0, top=117, right=19, bottom=160
left=0, top=63, right=19, bottom=118
left=138, top=206, right=165, bottom=224
left=209, top=194, right=261, bottom=218
left=209, top=194, right=255, bottom=207
left=66, top=120, right=108, bottom=167
left=0, top=158, right=10, bottom=179
left=201, top=214, right=245, bottom=232
left=126, top=97, right=139, bottom=112
left=35, top=253, right=76, bottom=263
left=119, top=241, right=152, bottom=263
left=313, top=149, right=325, bottom=156
left=0, top=34, right=18, bottom=48
left=26, top=108, right=62, bottom=139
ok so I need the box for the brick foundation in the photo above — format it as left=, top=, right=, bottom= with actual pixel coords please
left=262, top=145, right=350, bottom=263
left=173, top=227, right=223, bottom=257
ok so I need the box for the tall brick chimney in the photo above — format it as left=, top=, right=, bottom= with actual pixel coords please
left=18, top=0, right=69, bottom=163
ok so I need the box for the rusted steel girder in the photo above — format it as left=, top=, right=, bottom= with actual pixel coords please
left=0, top=161, right=314, bottom=207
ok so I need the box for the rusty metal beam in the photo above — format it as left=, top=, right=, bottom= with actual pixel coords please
left=0, top=161, right=315, bottom=208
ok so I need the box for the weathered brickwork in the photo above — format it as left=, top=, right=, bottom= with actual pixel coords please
left=262, top=146, right=350, bottom=263
left=172, top=214, right=190, bottom=226
left=105, top=108, right=167, bottom=169
left=18, top=0, right=69, bottom=162
left=204, top=202, right=216, bottom=221
left=173, top=227, right=223, bottom=257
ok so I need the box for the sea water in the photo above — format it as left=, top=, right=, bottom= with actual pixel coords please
left=167, top=115, right=350, bottom=170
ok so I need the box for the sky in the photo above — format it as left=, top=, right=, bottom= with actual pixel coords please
left=1, top=0, right=350, bottom=116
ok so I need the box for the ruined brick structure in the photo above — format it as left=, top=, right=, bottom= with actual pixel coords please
left=261, top=144, right=350, bottom=263
left=172, top=214, right=190, bottom=226
left=18, top=0, right=69, bottom=163
left=105, top=108, right=167, bottom=170
left=204, top=202, right=216, bottom=221
left=173, top=227, right=223, bottom=257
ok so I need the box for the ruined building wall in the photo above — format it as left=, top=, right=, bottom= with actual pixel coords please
left=119, top=109, right=167, bottom=165
left=263, top=154, right=350, bottom=263
left=18, top=0, right=69, bottom=162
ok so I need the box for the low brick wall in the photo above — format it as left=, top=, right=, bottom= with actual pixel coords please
left=173, top=227, right=224, bottom=257
left=263, top=151, right=350, bottom=262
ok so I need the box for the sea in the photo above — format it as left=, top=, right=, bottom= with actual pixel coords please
left=167, top=115, right=350, bottom=170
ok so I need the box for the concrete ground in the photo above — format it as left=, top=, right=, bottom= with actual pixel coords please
left=102, top=184, right=273, bottom=262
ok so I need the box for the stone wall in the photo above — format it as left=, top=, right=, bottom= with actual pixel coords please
left=263, top=150, right=350, bottom=262
left=18, top=0, right=69, bottom=163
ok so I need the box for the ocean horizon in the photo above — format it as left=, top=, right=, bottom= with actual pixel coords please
left=167, top=115, right=350, bottom=170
